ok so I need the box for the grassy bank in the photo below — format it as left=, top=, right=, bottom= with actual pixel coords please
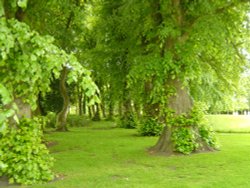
left=12, top=120, right=250, bottom=188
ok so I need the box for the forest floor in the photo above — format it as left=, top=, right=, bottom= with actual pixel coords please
left=4, top=116, right=250, bottom=188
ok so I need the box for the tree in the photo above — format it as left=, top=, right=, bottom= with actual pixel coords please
left=88, top=0, right=250, bottom=154
left=0, top=0, right=98, bottom=184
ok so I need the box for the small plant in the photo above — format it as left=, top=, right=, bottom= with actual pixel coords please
left=138, top=117, right=164, bottom=136
left=0, top=118, right=54, bottom=185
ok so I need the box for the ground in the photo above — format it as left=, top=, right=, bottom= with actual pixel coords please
left=2, top=115, right=250, bottom=188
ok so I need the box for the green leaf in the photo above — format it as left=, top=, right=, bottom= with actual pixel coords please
left=9, top=178, right=14, bottom=184
left=0, top=0, right=4, bottom=17
left=0, top=84, right=12, bottom=105
left=17, top=0, right=28, bottom=9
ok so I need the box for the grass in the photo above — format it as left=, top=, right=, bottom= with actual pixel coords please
left=207, top=115, right=250, bottom=133
left=11, top=118, right=250, bottom=188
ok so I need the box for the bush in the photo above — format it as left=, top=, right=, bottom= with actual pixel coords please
left=171, top=126, right=199, bottom=154
left=36, top=112, right=56, bottom=129
left=67, top=114, right=89, bottom=127
left=0, top=118, right=54, bottom=185
left=45, top=112, right=56, bottom=128
left=118, top=113, right=138, bottom=129
left=168, top=103, right=218, bottom=154
left=138, top=117, right=164, bottom=136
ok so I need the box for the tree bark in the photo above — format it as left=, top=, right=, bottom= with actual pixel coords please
left=83, top=94, right=86, bottom=115
left=108, top=100, right=114, bottom=120
left=167, top=79, right=193, bottom=115
left=92, top=102, right=101, bottom=121
left=56, top=67, right=69, bottom=131
left=101, top=102, right=106, bottom=119
left=150, top=79, right=193, bottom=155
left=77, top=85, right=83, bottom=115
left=150, top=79, right=216, bottom=155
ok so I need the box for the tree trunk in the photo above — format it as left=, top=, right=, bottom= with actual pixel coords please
left=56, top=67, right=70, bottom=131
left=78, top=86, right=83, bottom=116
left=167, top=79, right=193, bottom=115
left=143, top=79, right=160, bottom=117
left=108, top=100, right=114, bottom=120
left=118, top=101, right=123, bottom=117
left=101, top=102, right=106, bottom=119
left=32, top=93, right=46, bottom=116
left=150, top=79, right=192, bottom=155
left=92, top=103, right=101, bottom=121
left=88, top=98, right=93, bottom=119
left=150, top=79, right=215, bottom=155
left=83, top=94, right=86, bottom=115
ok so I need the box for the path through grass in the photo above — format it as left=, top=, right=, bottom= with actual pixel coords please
left=13, top=120, right=250, bottom=188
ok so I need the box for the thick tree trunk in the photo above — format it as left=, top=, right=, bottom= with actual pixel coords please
left=151, top=79, right=192, bottom=155
left=6, top=97, right=31, bottom=128
left=15, top=98, right=32, bottom=118
left=150, top=79, right=215, bottom=155
left=167, top=79, right=193, bottom=115
left=56, top=67, right=69, bottom=131
left=150, top=79, right=192, bottom=155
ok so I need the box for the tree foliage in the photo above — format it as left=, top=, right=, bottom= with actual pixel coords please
left=0, top=0, right=99, bottom=184
left=84, top=0, right=249, bottom=154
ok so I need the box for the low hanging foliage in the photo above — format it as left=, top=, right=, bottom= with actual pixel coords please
left=138, top=117, right=164, bottom=136
left=168, top=104, right=218, bottom=154
left=0, top=14, right=99, bottom=185
left=0, top=118, right=54, bottom=185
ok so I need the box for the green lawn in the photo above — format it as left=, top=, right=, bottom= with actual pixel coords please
left=207, top=115, right=250, bottom=133
left=13, top=119, right=250, bottom=188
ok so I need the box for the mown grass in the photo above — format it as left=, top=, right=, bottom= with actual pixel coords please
left=13, top=119, right=250, bottom=188
left=207, top=115, right=250, bottom=133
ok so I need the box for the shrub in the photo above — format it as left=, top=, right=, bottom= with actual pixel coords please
left=169, top=103, right=218, bottom=154
left=138, top=117, right=164, bottom=136
left=67, top=114, right=89, bottom=127
left=36, top=112, right=56, bottom=129
left=45, top=112, right=56, bottom=128
left=171, top=126, right=199, bottom=154
left=118, top=113, right=138, bottom=129
left=0, top=118, right=54, bottom=185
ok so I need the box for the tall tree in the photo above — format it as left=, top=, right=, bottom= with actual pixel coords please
left=89, top=0, right=250, bottom=154
left=0, top=1, right=99, bottom=184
